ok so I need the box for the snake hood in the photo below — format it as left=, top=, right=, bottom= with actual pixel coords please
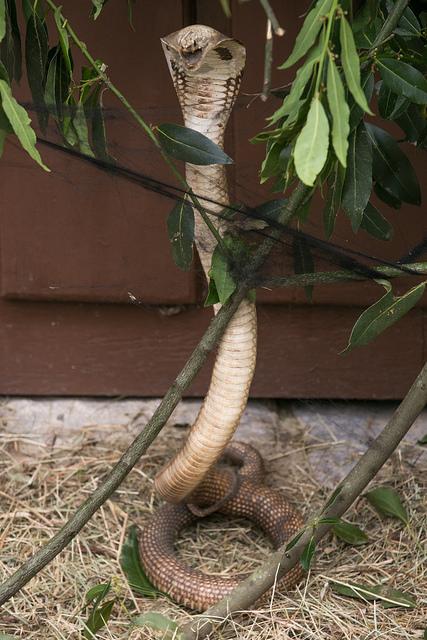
left=161, top=25, right=245, bottom=78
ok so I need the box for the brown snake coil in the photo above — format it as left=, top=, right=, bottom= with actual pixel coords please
left=154, top=25, right=257, bottom=503
left=140, top=442, right=304, bottom=611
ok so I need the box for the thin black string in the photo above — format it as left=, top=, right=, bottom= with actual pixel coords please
left=35, top=137, right=425, bottom=281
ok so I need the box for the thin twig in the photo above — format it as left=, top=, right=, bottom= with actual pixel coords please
left=258, top=0, right=284, bottom=36
left=259, top=262, right=427, bottom=289
left=261, top=20, right=273, bottom=101
left=180, top=360, right=427, bottom=639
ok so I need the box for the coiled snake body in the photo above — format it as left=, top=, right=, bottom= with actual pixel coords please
left=139, top=26, right=303, bottom=610
left=141, top=442, right=304, bottom=611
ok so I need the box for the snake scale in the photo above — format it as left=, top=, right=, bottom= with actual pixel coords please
left=139, top=26, right=304, bottom=611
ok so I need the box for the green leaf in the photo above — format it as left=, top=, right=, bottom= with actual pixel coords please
left=0, top=0, right=5, bottom=43
left=365, top=123, right=421, bottom=206
left=25, top=9, right=49, bottom=131
left=352, top=0, right=380, bottom=33
left=269, top=60, right=316, bottom=126
left=280, top=0, right=333, bottom=69
left=210, top=243, right=236, bottom=305
left=260, top=141, right=285, bottom=183
left=340, top=16, right=373, bottom=115
left=344, top=281, right=425, bottom=351
left=365, top=486, right=409, bottom=525
left=353, top=16, right=382, bottom=48
left=378, top=84, right=408, bottom=120
left=0, top=0, right=21, bottom=82
left=300, top=536, right=316, bottom=571
left=327, top=56, right=350, bottom=167
left=73, top=102, right=94, bottom=157
left=293, top=235, right=315, bottom=302
left=342, top=123, right=372, bottom=231
left=0, top=78, right=49, bottom=170
left=349, top=70, right=374, bottom=130
left=120, top=526, right=161, bottom=597
left=332, top=520, right=369, bottom=545
left=157, top=123, right=233, bottom=165
left=417, top=434, right=427, bottom=446
left=322, top=485, right=343, bottom=511
left=0, top=635, right=17, bottom=640
left=396, top=7, right=421, bottom=36
left=44, top=45, right=72, bottom=126
left=254, top=198, right=289, bottom=223
left=317, top=517, right=341, bottom=525
left=395, top=103, right=427, bottom=145
left=285, top=529, right=305, bottom=552
left=91, top=0, right=108, bottom=19
left=360, top=203, right=393, bottom=241
left=323, top=161, right=345, bottom=238
left=377, top=59, right=427, bottom=105
left=53, top=6, right=72, bottom=76
left=330, top=580, right=416, bottom=608
left=133, top=612, right=178, bottom=637
left=294, top=96, right=329, bottom=186
left=204, top=278, right=220, bottom=307
left=219, top=0, right=231, bottom=18
left=374, top=183, right=401, bottom=210
left=271, top=39, right=323, bottom=125
left=84, top=85, right=111, bottom=161
left=84, top=600, right=115, bottom=639
left=85, top=583, right=111, bottom=604
left=167, top=198, right=194, bottom=271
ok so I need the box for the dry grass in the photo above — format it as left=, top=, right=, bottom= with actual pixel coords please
left=0, top=410, right=425, bottom=640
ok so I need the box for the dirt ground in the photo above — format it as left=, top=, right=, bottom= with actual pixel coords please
left=0, top=399, right=425, bottom=639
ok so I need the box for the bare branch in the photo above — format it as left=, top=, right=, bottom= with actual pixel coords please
left=260, top=262, right=427, bottom=289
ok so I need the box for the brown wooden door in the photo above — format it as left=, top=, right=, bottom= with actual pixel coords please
left=0, top=0, right=425, bottom=397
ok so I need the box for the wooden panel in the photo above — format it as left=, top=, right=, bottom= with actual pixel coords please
left=0, top=0, right=198, bottom=305
left=0, top=2, right=425, bottom=399
left=0, top=299, right=423, bottom=398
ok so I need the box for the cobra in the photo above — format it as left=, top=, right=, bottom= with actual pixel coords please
left=140, top=25, right=304, bottom=611
left=154, top=25, right=257, bottom=503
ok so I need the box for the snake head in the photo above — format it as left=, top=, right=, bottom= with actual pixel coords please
left=161, top=24, right=245, bottom=78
